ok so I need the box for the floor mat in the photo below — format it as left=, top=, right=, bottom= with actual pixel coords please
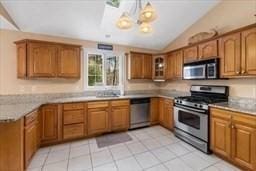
left=96, top=132, right=132, bottom=148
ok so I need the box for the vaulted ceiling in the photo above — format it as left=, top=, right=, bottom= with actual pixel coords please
left=1, top=0, right=220, bottom=50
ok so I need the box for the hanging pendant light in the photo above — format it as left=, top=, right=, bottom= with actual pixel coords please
left=116, top=12, right=133, bottom=29
left=139, top=22, right=152, bottom=33
left=139, top=2, right=157, bottom=22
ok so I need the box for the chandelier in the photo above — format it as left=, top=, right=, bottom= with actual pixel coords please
left=116, top=0, right=157, bottom=33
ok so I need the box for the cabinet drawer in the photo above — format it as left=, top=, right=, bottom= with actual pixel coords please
left=232, top=112, right=256, bottom=127
left=164, top=99, right=173, bottom=106
left=88, top=101, right=109, bottom=109
left=63, top=124, right=84, bottom=140
left=111, top=100, right=130, bottom=107
left=210, top=108, right=231, bottom=120
left=63, top=103, right=84, bottom=110
left=63, top=110, right=84, bottom=125
left=25, top=110, right=38, bottom=126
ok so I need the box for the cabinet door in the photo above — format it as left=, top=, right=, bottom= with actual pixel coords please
left=210, top=109, right=231, bottom=159
left=24, top=122, right=37, bottom=168
left=241, top=28, right=256, bottom=75
left=111, top=106, right=129, bottom=131
left=164, top=99, right=174, bottom=130
left=143, top=54, right=152, bottom=79
left=174, top=50, right=183, bottom=78
left=28, top=42, right=57, bottom=77
left=150, top=98, right=159, bottom=124
left=198, top=40, right=218, bottom=59
left=16, top=43, right=27, bottom=78
left=153, top=56, right=165, bottom=80
left=129, top=53, right=143, bottom=79
left=159, top=98, right=164, bottom=125
left=58, top=46, right=81, bottom=78
left=41, top=105, right=60, bottom=143
left=219, top=33, right=241, bottom=77
left=165, top=53, right=175, bottom=79
left=88, top=108, right=109, bottom=135
left=231, top=114, right=256, bottom=170
left=183, top=46, right=198, bottom=63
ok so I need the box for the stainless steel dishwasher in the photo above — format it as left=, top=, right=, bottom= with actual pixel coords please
left=130, top=98, right=150, bottom=129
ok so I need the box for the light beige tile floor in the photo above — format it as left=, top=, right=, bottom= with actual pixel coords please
left=27, top=125, right=241, bottom=171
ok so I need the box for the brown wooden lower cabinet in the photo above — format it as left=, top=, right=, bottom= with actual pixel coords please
left=40, top=104, right=62, bottom=145
left=150, top=98, right=159, bottom=124
left=62, top=102, right=87, bottom=140
left=24, top=111, right=39, bottom=168
left=63, top=123, right=85, bottom=140
left=159, top=98, right=174, bottom=129
left=0, top=119, right=24, bottom=171
left=111, top=100, right=130, bottom=131
left=210, top=108, right=256, bottom=170
left=87, top=101, right=110, bottom=135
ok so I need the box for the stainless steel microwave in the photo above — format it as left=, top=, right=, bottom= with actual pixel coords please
left=183, top=58, right=219, bottom=80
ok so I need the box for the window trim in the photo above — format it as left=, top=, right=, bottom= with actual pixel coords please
left=84, top=49, right=124, bottom=91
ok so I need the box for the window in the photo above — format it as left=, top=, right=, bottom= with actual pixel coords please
left=86, top=51, right=123, bottom=89
left=88, top=54, right=103, bottom=86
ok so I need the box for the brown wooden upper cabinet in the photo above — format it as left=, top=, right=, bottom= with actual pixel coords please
left=152, top=55, right=166, bottom=80
left=15, top=39, right=81, bottom=79
left=198, top=39, right=218, bottom=59
left=58, top=45, right=81, bottom=78
left=219, top=33, right=241, bottom=77
left=128, top=52, right=152, bottom=79
left=241, top=27, right=256, bottom=76
left=219, top=27, right=256, bottom=78
left=166, top=50, right=183, bottom=79
left=183, top=46, right=198, bottom=63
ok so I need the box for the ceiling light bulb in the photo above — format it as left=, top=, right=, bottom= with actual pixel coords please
left=139, top=2, right=157, bottom=22
left=116, top=12, right=133, bottom=29
left=139, top=22, right=152, bottom=33
left=144, top=12, right=153, bottom=18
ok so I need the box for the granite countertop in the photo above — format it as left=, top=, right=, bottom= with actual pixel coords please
left=209, top=102, right=256, bottom=116
left=0, top=93, right=180, bottom=123
left=0, top=102, right=43, bottom=123
left=1, top=92, right=256, bottom=123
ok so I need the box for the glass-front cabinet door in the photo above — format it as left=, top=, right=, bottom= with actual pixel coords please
left=153, top=55, right=166, bottom=81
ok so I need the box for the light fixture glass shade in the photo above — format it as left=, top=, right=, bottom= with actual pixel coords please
left=139, top=2, right=156, bottom=22
left=116, top=12, right=133, bottom=29
left=139, top=22, right=152, bottom=33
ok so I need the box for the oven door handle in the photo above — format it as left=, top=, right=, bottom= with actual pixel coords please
left=175, top=104, right=206, bottom=114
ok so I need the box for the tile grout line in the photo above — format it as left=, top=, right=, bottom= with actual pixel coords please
left=88, top=141, right=94, bottom=171
left=40, top=147, right=52, bottom=171
left=107, top=145, right=120, bottom=171
left=28, top=126, right=239, bottom=171
left=66, top=144, right=71, bottom=171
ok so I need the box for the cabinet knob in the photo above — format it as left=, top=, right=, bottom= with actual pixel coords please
left=231, top=124, right=235, bottom=129
left=241, top=70, right=246, bottom=74
left=236, top=71, right=240, bottom=75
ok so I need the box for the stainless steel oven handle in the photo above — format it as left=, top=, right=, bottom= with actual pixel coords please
left=175, top=104, right=206, bottom=114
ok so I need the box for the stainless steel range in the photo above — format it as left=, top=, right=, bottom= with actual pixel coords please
left=174, top=85, right=229, bottom=153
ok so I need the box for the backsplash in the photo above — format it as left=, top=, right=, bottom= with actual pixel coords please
left=159, top=78, right=256, bottom=99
